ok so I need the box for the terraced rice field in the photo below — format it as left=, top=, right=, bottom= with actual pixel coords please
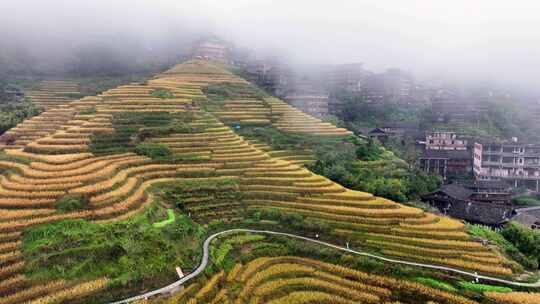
left=25, top=80, right=81, bottom=109
left=156, top=255, right=479, bottom=304
left=267, top=97, right=352, bottom=136
left=0, top=60, right=520, bottom=303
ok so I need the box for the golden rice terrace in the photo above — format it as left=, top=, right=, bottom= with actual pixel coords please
left=0, top=60, right=535, bottom=303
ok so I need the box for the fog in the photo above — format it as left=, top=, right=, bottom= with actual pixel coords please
left=1, top=0, right=539, bottom=93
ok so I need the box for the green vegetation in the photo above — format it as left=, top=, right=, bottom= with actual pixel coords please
left=468, top=224, right=539, bottom=270
left=237, top=126, right=441, bottom=202
left=415, top=277, right=458, bottom=292
left=90, top=112, right=208, bottom=163
left=309, top=137, right=440, bottom=202
left=0, top=82, right=43, bottom=136
left=211, top=234, right=265, bottom=267
left=79, top=107, right=97, bottom=115
left=55, top=195, right=89, bottom=212
left=339, top=96, right=424, bottom=130
left=0, top=100, right=43, bottom=135
left=355, top=137, right=385, bottom=161
left=150, top=89, right=175, bottom=99
left=135, top=142, right=203, bottom=163
left=335, top=89, right=540, bottom=148
left=135, top=143, right=172, bottom=159
left=22, top=206, right=205, bottom=288
left=203, top=83, right=268, bottom=102
left=421, top=97, right=536, bottom=142
left=153, top=178, right=243, bottom=222
left=237, top=125, right=345, bottom=150
left=0, top=79, right=41, bottom=91
left=431, top=121, right=504, bottom=142
left=501, top=222, right=540, bottom=269
left=248, top=208, right=332, bottom=235
left=90, top=112, right=203, bottom=157
left=153, top=209, right=176, bottom=228
left=77, top=73, right=158, bottom=96
left=457, top=281, right=513, bottom=293
left=137, top=120, right=203, bottom=140
left=513, top=195, right=540, bottom=207
left=204, top=230, right=463, bottom=292
left=90, top=112, right=173, bottom=155
left=0, top=151, right=32, bottom=164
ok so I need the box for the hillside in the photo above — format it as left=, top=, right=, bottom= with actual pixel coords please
left=0, top=60, right=533, bottom=303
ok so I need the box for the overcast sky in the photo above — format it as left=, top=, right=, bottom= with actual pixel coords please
left=2, top=0, right=540, bottom=90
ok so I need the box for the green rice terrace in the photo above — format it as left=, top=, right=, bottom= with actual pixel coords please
left=0, top=60, right=539, bottom=304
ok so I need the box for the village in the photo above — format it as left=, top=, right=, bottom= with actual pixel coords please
left=179, top=37, right=540, bottom=230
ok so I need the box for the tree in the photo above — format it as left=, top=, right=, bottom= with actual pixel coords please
left=372, top=178, right=408, bottom=202
left=405, top=170, right=442, bottom=200
left=501, top=222, right=540, bottom=264
left=356, top=138, right=381, bottom=161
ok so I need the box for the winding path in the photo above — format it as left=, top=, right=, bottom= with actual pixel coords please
left=111, top=228, right=540, bottom=304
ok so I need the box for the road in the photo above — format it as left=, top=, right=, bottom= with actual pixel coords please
left=111, top=228, right=540, bottom=304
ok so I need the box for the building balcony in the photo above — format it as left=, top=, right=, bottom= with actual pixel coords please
left=483, top=151, right=540, bottom=157
left=483, top=174, right=540, bottom=180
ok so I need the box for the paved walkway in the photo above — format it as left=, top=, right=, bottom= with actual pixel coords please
left=111, top=228, right=540, bottom=304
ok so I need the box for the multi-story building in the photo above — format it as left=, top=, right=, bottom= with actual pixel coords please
left=191, top=39, right=230, bottom=63
left=327, top=63, right=369, bottom=115
left=284, top=94, right=329, bottom=117
left=364, top=68, right=414, bottom=102
left=419, top=149, right=472, bottom=180
left=418, top=132, right=472, bottom=181
left=327, top=63, right=367, bottom=93
left=243, top=55, right=294, bottom=98
left=422, top=131, right=467, bottom=151
left=531, top=100, right=540, bottom=129
left=430, top=89, right=502, bottom=125
left=430, top=90, right=470, bottom=124
left=230, top=47, right=254, bottom=68
left=265, top=65, right=294, bottom=97
left=477, top=140, right=540, bottom=191
left=384, top=68, right=414, bottom=98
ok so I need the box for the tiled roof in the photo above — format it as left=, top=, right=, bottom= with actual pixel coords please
left=439, top=184, right=474, bottom=200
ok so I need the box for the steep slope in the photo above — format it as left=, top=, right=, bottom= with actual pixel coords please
left=0, top=60, right=518, bottom=303
left=25, top=80, right=81, bottom=109
left=150, top=232, right=481, bottom=304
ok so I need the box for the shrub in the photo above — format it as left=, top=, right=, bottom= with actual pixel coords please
left=0, top=101, right=43, bottom=135
left=55, top=195, right=88, bottom=212
left=0, top=152, right=31, bottom=164
left=203, top=83, right=268, bottom=101
left=370, top=178, right=408, bottom=202
left=468, top=224, right=536, bottom=269
left=137, top=123, right=204, bottom=140
left=415, top=277, right=457, bottom=292
left=21, top=207, right=205, bottom=286
left=457, top=281, right=512, bottom=293
left=513, top=195, right=540, bottom=207
left=501, top=222, right=540, bottom=269
left=152, top=209, right=176, bottom=228
left=150, top=89, right=175, bottom=99
left=356, top=137, right=382, bottom=161
left=90, top=112, right=173, bottom=155
left=135, top=143, right=172, bottom=159
left=79, top=107, right=97, bottom=115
